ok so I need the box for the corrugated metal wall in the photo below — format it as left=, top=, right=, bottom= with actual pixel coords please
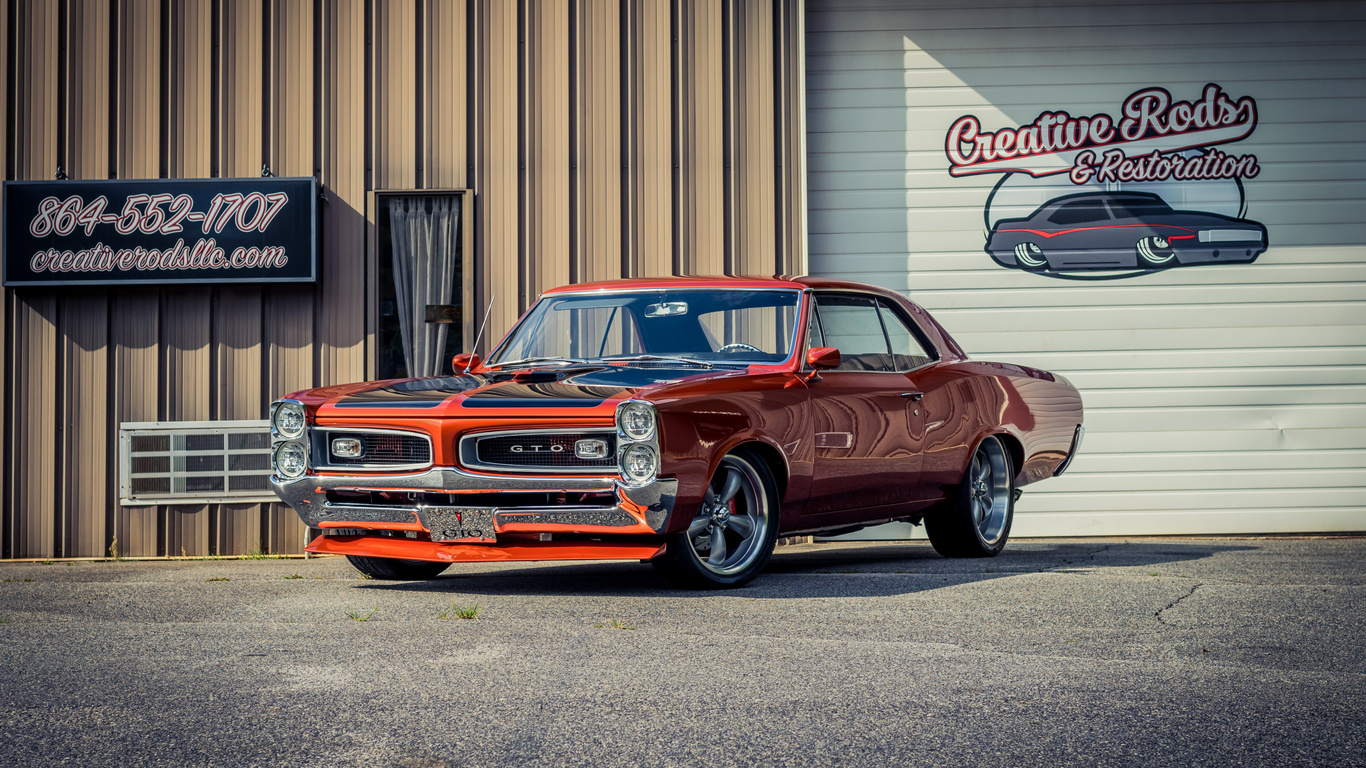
left=807, top=0, right=1366, bottom=536
left=1, top=0, right=806, bottom=559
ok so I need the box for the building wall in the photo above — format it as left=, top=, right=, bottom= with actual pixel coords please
left=807, top=0, right=1366, bottom=536
left=1, top=0, right=806, bottom=559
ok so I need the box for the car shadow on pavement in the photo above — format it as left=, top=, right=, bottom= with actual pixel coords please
left=352, top=540, right=1257, bottom=599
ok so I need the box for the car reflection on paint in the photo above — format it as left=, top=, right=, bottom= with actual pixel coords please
left=985, top=191, right=1268, bottom=272
left=268, top=277, right=1085, bottom=589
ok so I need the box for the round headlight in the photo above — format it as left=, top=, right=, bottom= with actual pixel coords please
left=621, top=443, right=658, bottom=483
left=273, top=401, right=306, bottom=438
left=273, top=441, right=308, bottom=479
left=618, top=402, right=656, bottom=441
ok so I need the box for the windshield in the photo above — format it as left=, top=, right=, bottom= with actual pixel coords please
left=488, top=289, right=802, bottom=367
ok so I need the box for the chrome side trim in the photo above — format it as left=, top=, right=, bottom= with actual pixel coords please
left=458, top=427, right=617, bottom=475
left=1053, top=424, right=1085, bottom=477
left=311, top=426, right=434, bottom=472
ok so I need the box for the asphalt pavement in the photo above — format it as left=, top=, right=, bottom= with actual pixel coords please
left=1, top=537, right=1363, bottom=768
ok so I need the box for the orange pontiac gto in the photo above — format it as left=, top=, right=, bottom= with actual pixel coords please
left=269, top=277, right=1084, bottom=588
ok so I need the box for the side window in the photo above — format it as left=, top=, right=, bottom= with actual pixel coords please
left=1106, top=196, right=1173, bottom=220
left=813, top=295, right=892, bottom=372
left=1048, top=199, right=1111, bottom=226
left=877, top=300, right=935, bottom=370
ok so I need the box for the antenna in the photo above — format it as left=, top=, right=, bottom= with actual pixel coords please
left=466, top=294, right=495, bottom=373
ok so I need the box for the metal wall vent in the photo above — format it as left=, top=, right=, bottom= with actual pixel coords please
left=119, top=421, right=277, bottom=506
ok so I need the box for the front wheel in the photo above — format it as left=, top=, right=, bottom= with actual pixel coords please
left=346, top=555, right=450, bottom=581
left=1136, top=235, right=1176, bottom=267
left=925, top=435, right=1014, bottom=558
left=652, top=452, right=779, bottom=589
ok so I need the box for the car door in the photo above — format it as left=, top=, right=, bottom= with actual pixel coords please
left=802, top=293, right=925, bottom=520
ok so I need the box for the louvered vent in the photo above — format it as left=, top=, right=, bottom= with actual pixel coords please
left=119, top=421, right=276, bottom=505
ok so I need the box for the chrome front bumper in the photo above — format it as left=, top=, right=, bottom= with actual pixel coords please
left=269, top=467, right=677, bottom=537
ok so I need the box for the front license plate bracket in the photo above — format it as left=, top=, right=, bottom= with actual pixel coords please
left=417, top=506, right=497, bottom=543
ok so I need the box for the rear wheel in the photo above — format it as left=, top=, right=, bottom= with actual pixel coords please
left=346, top=555, right=450, bottom=581
left=925, top=435, right=1014, bottom=558
left=1014, top=242, right=1047, bottom=269
left=653, top=452, right=779, bottom=589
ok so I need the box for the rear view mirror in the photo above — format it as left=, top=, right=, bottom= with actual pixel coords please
left=644, top=301, right=689, bottom=318
left=806, top=346, right=840, bottom=369
left=453, top=353, right=481, bottom=373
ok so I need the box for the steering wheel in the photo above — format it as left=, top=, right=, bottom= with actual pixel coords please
left=718, top=342, right=763, bottom=354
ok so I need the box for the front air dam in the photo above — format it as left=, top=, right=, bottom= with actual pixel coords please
left=308, top=534, right=666, bottom=563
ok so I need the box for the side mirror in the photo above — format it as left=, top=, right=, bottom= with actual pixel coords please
left=452, top=353, right=481, bottom=373
left=806, top=346, right=841, bottom=370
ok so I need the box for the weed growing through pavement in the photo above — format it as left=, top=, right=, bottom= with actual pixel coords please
left=347, top=607, right=379, bottom=622
left=1, top=578, right=34, bottom=583
left=108, top=538, right=122, bottom=562
left=283, top=574, right=303, bottom=580
left=244, top=548, right=284, bottom=560
left=440, top=603, right=480, bottom=620
left=206, top=577, right=230, bottom=582
left=594, top=619, right=635, bottom=630
left=1149, top=572, right=1161, bottom=577
left=0, top=617, right=10, bottom=624
left=39, top=561, right=53, bottom=565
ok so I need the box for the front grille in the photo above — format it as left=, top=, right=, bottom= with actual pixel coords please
left=316, top=430, right=432, bottom=468
left=466, top=431, right=617, bottom=472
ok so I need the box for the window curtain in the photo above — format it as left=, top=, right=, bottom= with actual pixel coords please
left=388, top=196, right=460, bottom=378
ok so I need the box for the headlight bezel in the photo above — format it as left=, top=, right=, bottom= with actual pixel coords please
left=618, top=401, right=657, bottom=441
left=273, top=440, right=309, bottom=479
left=616, top=399, right=661, bottom=487
left=621, top=443, right=659, bottom=483
left=270, top=399, right=307, bottom=439
left=270, top=399, right=311, bottom=480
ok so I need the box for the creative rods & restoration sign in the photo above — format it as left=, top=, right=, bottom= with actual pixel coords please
left=2, top=176, right=318, bottom=286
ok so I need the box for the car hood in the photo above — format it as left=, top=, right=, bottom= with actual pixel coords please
left=308, top=364, right=746, bottom=417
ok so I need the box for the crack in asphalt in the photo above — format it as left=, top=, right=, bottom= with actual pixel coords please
left=1155, top=582, right=1203, bottom=626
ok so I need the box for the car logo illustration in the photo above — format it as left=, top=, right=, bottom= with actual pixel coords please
left=984, top=191, right=1267, bottom=273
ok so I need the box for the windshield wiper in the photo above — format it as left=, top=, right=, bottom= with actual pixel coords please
left=492, top=356, right=597, bottom=369
left=602, top=354, right=715, bottom=369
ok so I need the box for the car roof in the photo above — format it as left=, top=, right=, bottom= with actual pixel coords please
left=540, top=275, right=902, bottom=295
left=1044, top=191, right=1166, bottom=207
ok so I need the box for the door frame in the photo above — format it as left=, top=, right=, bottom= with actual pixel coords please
left=365, top=189, right=475, bottom=380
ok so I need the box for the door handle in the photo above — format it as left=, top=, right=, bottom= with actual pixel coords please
left=900, top=392, right=923, bottom=401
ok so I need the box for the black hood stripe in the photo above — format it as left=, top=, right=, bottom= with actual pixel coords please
left=459, top=397, right=607, bottom=409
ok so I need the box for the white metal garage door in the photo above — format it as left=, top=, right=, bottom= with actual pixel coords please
left=806, top=0, right=1366, bottom=536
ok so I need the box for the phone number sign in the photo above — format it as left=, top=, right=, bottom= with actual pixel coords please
left=3, top=176, right=317, bottom=286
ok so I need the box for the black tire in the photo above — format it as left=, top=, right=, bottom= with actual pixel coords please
left=1013, top=241, right=1047, bottom=270
left=925, top=435, right=1015, bottom=558
left=1136, top=235, right=1176, bottom=267
left=346, top=555, right=450, bottom=581
left=652, top=452, right=780, bottom=589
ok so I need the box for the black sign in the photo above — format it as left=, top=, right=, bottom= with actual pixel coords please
left=3, top=176, right=318, bottom=286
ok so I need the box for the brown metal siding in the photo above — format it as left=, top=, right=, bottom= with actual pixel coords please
left=1, top=0, right=805, bottom=559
